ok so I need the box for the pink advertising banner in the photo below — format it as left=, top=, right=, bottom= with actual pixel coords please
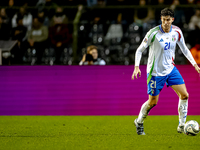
left=0, top=65, right=199, bottom=115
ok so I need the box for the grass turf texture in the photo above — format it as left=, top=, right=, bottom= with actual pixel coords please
left=0, top=116, right=200, bottom=150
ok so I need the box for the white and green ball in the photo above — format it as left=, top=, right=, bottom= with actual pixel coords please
left=184, top=120, right=199, bottom=136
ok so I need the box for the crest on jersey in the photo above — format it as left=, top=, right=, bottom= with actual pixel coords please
left=172, top=35, right=176, bottom=41
left=143, top=38, right=147, bottom=43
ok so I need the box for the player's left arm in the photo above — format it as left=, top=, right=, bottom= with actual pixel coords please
left=177, top=30, right=200, bottom=73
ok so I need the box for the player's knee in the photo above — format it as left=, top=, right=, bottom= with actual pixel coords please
left=180, top=92, right=189, bottom=100
left=149, top=103, right=157, bottom=108
left=148, top=98, right=158, bottom=106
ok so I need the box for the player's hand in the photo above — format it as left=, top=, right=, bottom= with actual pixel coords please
left=132, top=66, right=141, bottom=80
left=194, top=64, right=200, bottom=73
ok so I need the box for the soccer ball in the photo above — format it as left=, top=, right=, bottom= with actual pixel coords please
left=184, top=120, right=200, bottom=136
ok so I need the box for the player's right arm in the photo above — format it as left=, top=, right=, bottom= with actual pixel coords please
left=132, top=42, right=146, bottom=80
left=132, top=29, right=153, bottom=80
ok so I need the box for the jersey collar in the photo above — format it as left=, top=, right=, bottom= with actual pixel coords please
left=159, top=25, right=172, bottom=33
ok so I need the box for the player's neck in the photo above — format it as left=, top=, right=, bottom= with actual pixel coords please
left=161, top=25, right=171, bottom=33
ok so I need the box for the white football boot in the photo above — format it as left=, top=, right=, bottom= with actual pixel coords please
left=134, top=118, right=145, bottom=135
left=177, top=124, right=184, bottom=133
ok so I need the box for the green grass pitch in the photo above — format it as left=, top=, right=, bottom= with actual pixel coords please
left=0, top=116, right=200, bottom=150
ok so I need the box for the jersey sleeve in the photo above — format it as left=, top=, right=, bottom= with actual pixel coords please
left=135, top=30, right=153, bottom=66
left=176, top=29, right=197, bottom=66
left=140, top=30, right=153, bottom=48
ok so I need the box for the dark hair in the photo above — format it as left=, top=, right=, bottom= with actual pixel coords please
left=161, top=8, right=174, bottom=18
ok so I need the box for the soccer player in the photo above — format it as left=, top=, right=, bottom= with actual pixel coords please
left=132, top=8, right=200, bottom=135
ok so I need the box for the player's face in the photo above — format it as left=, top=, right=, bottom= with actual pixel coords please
left=161, top=15, right=174, bottom=31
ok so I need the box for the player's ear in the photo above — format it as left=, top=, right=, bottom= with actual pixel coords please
left=172, top=17, right=174, bottom=22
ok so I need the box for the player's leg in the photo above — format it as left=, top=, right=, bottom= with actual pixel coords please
left=171, top=84, right=189, bottom=133
left=134, top=74, right=166, bottom=135
left=167, top=66, right=188, bottom=133
left=134, top=95, right=159, bottom=135
left=137, top=95, right=159, bottom=123
left=137, top=75, right=166, bottom=123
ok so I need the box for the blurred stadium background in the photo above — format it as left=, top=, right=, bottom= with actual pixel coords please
left=0, top=0, right=200, bottom=65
